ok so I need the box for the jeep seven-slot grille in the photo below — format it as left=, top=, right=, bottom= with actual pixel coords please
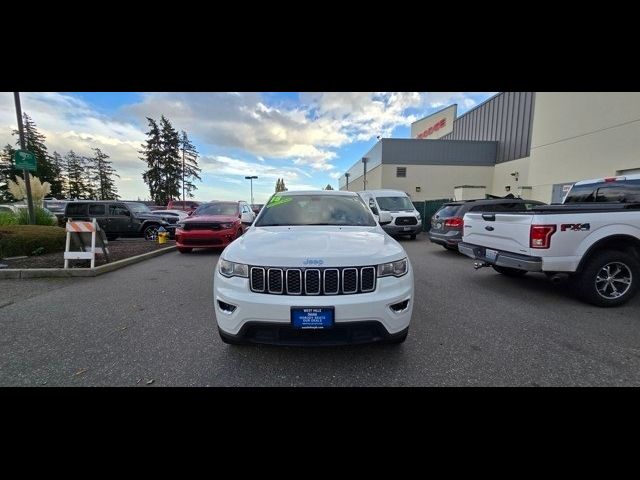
left=249, top=266, right=376, bottom=295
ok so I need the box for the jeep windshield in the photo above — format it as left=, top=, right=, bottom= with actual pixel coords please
left=126, top=202, right=152, bottom=214
left=376, top=196, right=414, bottom=211
left=255, top=194, right=376, bottom=227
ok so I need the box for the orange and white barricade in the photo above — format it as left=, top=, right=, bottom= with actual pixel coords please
left=64, top=219, right=109, bottom=268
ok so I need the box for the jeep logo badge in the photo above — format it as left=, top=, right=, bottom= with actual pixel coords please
left=303, top=259, right=324, bottom=266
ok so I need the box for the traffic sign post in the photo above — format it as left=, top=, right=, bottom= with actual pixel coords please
left=13, top=93, right=36, bottom=224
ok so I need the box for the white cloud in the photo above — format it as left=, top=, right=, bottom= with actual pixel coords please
left=123, top=92, right=477, bottom=172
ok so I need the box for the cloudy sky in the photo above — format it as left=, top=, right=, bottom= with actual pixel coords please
left=0, top=92, right=495, bottom=203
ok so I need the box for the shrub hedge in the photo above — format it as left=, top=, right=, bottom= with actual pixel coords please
left=0, top=225, right=66, bottom=258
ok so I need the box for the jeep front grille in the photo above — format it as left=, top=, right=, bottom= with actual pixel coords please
left=249, top=266, right=377, bottom=295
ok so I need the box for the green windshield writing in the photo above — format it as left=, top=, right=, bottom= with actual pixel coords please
left=265, top=195, right=292, bottom=208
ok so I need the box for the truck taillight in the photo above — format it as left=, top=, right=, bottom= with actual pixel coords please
left=444, top=217, right=464, bottom=228
left=530, top=224, right=556, bottom=249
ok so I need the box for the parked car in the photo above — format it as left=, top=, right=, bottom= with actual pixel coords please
left=175, top=201, right=254, bottom=253
left=166, top=200, right=201, bottom=213
left=213, top=190, right=413, bottom=346
left=429, top=198, right=546, bottom=251
left=251, top=204, right=264, bottom=216
left=43, top=198, right=68, bottom=221
left=63, top=200, right=176, bottom=241
left=357, top=189, right=422, bottom=239
left=149, top=209, right=189, bottom=222
left=458, top=175, right=640, bottom=307
left=0, top=204, right=58, bottom=224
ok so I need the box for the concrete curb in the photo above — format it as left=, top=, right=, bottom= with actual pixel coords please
left=0, top=245, right=177, bottom=279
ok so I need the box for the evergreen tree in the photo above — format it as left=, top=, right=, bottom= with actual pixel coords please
left=0, top=144, right=16, bottom=202
left=65, top=150, right=87, bottom=199
left=179, top=130, right=201, bottom=199
left=90, top=148, right=119, bottom=199
left=158, top=115, right=181, bottom=205
left=325, top=184, right=334, bottom=190
left=82, top=154, right=98, bottom=199
left=275, top=178, right=284, bottom=192
left=140, top=117, right=163, bottom=204
left=12, top=113, right=58, bottom=187
left=49, top=151, right=65, bottom=198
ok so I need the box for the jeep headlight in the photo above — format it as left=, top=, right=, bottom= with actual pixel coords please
left=377, top=258, right=408, bottom=277
left=218, top=259, right=248, bottom=278
left=219, top=222, right=235, bottom=229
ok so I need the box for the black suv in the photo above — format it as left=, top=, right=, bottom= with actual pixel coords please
left=63, top=201, right=177, bottom=241
left=429, top=198, right=545, bottom=251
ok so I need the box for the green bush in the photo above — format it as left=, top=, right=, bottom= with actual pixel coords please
left=0, top=225, right=66, bottom=258
left=16, top=207, right=57, bottom=226
left=0, top=212, right=18, bottom=226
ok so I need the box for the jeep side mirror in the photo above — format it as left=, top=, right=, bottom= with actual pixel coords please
left=378, top=211, right=393, bottom=226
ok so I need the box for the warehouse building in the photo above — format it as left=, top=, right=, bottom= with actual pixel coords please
left=339, top=92, right=640, bottom=203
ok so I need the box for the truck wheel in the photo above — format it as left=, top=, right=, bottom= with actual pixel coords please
left=570, top=250, right=639, bottom=307
left=143, top=224, right=159, bottom=241
left=492, top=265, right=528, bottom=277
left=443, top=245, right=457, bottom=251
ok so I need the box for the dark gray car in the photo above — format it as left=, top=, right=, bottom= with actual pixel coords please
left=429, top=198, right=545, bottom=251
left=63, top=201, right=177, bottom=241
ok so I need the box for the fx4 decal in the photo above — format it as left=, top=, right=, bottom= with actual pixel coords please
left=561, top=223, right=590, bottom=232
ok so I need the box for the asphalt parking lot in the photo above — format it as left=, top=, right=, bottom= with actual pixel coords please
left=1, top=233, right=640, bottom=386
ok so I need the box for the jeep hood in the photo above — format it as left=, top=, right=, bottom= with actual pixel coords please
left=223, top=226, right=406, bottom=267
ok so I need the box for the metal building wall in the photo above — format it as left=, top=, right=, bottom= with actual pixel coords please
left=441, top=92, right=535, bottom=163
left=381, top=138, right=497, bottom=166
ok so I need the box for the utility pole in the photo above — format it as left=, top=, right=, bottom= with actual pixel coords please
left=14, top=92, right=35, bottom=224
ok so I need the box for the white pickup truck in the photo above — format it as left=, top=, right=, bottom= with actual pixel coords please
left=459, top=175, right=640, bottom=307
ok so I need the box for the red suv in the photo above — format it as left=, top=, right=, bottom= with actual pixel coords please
left=175, top=201, right=255, bottom=253
left=167, top=200, right=201, bottom=213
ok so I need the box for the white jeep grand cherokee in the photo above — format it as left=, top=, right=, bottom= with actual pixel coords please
left=213, top=190, right=414, bottom=346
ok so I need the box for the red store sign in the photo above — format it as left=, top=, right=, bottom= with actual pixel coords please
left=417, top=118, right=446, bottom=139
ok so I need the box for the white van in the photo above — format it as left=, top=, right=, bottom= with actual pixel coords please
left=358, top=190, right=422, bottom=239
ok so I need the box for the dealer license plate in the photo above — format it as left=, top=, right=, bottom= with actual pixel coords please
left=291, top=307, right=334, bottom=329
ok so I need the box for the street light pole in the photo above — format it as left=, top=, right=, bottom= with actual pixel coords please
left=245, top=175, right=258, bottom=205
left=182, top=144, right=185, bottom=211
left=344, top=172, right=350, bottom=191
left=362, top=157, right=369, bottom=190
left=14, top=92, right=35, bottom=224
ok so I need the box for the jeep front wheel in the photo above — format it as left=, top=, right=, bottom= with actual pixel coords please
left=143, top=225, right=159, bottom=241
